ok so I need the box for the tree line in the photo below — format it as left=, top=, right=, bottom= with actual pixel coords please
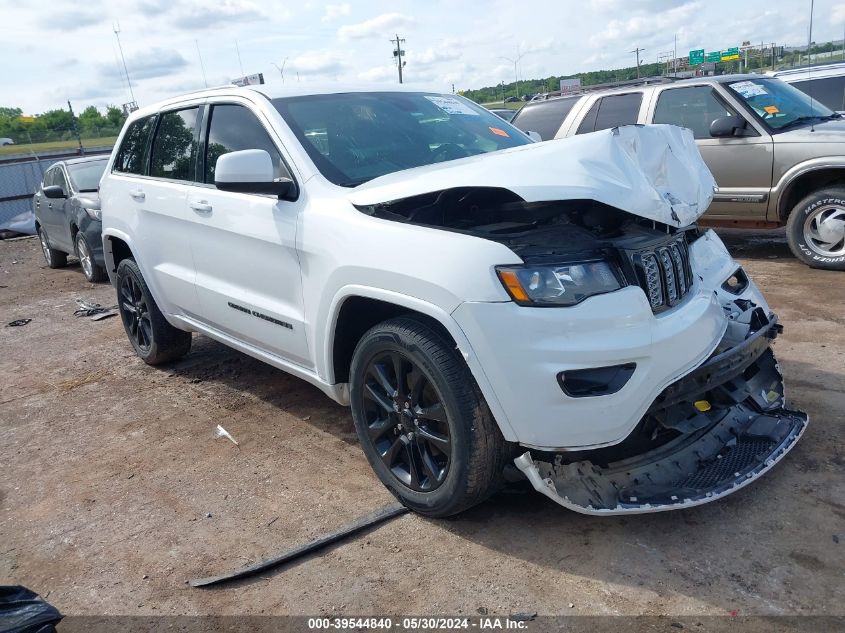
left=0, top=105, right=128, bottom=144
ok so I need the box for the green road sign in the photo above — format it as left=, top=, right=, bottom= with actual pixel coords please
left=689, top=49, right=705, bottom=65
left=721, top=47, right=740, bottom=61
left=706, top=51, right=721, bottom=62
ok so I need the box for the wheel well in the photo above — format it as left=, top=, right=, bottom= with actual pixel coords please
left=331, top=297, right=456, bottom=384
left=106, top=236, right=133, bottom=273
left=70, top=223, right=79, bottom=243
left=778, top=168, right=845, bottom=222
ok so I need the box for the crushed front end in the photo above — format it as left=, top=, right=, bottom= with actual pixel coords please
left=514, top=286, right=808, bottom=515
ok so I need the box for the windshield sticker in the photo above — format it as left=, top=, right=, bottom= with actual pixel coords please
left=764, top=105, right=780, bottom=114
left=489, top=126, right=510, bottom=137
left=424, top=95, right=480, bottom=116
left=729, top=81, right=768, bottom=98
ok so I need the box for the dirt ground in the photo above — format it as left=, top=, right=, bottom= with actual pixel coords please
left=1, top=229, right=843, bottom=621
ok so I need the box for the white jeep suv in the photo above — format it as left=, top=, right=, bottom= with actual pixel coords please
left=99, top=85, right=806, bottom=517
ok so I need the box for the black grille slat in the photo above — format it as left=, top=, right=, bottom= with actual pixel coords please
left=678, top=437, right=776, bottom=491
left=630, top=237, right=693, bottom=313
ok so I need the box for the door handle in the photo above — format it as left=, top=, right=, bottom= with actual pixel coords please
left=190, top=200, right=212, bottom=214
left=129, top=188, right=145, bottom=201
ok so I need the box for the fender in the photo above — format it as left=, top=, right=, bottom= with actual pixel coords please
left=101, top=228, right=134, bottom=285
left=773, top=156, right=845, bottom=219
left=322, top=285, right=518, bottom=441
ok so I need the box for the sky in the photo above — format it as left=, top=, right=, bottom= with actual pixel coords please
left=2, top=0, right=845, bottom=114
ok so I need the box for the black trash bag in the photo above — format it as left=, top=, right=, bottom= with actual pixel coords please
left=0, top=586, right=62, bottom=633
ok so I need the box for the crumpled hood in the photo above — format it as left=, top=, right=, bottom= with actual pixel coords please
left=348, top=124, right=716, bottom=227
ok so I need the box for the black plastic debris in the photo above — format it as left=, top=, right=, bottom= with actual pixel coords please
left=191, top=502, right=408, bottom=587
left=73, top=299, right=117, bottom=320
left=0, top=585, right=62, bottom=633
left=6, top=319, right=31, bottom=327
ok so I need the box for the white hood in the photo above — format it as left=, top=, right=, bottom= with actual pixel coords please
left=348, top=124, right=716, bottom=227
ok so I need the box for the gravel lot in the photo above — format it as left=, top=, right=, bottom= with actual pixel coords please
left=1, top=229, right=843, bottom=623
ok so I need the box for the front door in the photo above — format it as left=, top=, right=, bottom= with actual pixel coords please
left=185, top=102, right=310, bottom=367
left=650, top=85, right=774, bottom=222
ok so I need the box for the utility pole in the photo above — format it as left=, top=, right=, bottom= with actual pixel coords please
left=112, top=22, right=135, bottom=105
left=629, top=47, right=645, bottom=78
left=67, top=100, right=84, bottom=156
left=673, top=34, right=678, bottom=76
left=391, top=34, right=406, bottom=83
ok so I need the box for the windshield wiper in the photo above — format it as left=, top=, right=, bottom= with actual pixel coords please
left=779, top=113, right=841, bottom=130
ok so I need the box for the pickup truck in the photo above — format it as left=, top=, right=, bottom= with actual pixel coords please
left=510, top=74, right=845, bottom=270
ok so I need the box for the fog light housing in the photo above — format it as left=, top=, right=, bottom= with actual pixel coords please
left=557, top=363, right=636, bottom=398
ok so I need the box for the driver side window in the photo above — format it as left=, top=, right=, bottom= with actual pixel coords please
left=653, top=86, right=738, bottom=139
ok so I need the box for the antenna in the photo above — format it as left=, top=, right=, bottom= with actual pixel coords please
left=195, top=40, right=208, bottom=88
left=235, top=40, right=245, bottom=76
left=113, top=21, right=135, bottom=104
left=807, top=0, right=815, bottom=131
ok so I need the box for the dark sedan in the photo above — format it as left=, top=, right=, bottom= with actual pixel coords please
left=33, top=156, right=108, bottom=282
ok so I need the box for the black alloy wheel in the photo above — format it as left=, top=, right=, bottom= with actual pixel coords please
left=361, top=351, right=452, bottom=492
left=119, top=273, right=152, bottom=352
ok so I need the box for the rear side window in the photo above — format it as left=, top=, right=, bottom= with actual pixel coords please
left=150, top=108, right=199, bottom=181
left=576, top=93, right=643, bottom=134
left=510, top=97, right=579, bottom=140
left=113, top=116, right=154, bottom=175
left=203, top=104, right=288, bottom=183
left=653, top=86, right=736, bottom=139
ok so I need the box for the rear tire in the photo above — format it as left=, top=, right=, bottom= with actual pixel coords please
left=75, top=233, right=107, bottom=282
left=37, top=226, right=67, bottom=269
left=349, top=316, right=509, bottom=517
left=786, top=188, right=845, bottom=270
left=116, top=258, right=191, bottom=365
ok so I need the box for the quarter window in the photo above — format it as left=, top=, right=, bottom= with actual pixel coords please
left=203, top=104, right=288, bottom=183
left=150, top=108, right=199, bottom=181
left=653, top=86, right=737, bottom=139
left=113, top=116, right=155, bottom=175
left=576, top=93, right=643, bottom=134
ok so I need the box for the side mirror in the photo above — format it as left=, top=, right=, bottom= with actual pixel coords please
left=214, top=149, right=295, bottom=199
left=43, top=185, right=66, bottom=199
left=710, top=115, right=750, bottom=138
left=526, top=131, right=543, bottom=142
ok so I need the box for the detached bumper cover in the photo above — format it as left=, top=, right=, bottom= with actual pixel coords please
left=514, top=315, right=808, bottom=515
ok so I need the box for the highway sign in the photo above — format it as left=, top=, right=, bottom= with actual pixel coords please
left=689, top=49, right=705, bottom=65
left=721, top=47, right=740, bottom=61
left=705, top=51, right=721, bottom=63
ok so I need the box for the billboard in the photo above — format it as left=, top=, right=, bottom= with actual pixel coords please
left=559, top=78, right=581, bottom=94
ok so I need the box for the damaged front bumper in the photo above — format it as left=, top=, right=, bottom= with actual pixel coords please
left=514, top=310, right=808, bottom=515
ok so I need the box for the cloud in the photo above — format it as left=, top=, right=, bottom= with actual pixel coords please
left=100, top=47, right=189, bottom=81
left=322, top=3, right=351, bottom=22
left=358, top=65, right=397, bottom=82
left=287, top=50, right=348, bottom=77
left=414, top=48, right=462, bottom=66
left=591, top=2, right=700, bottom=49
left=171, top=0, right=264, bottom=29
left=37, top=9, right=104, bottom=30
left=338, top=13, right=414, bottom=39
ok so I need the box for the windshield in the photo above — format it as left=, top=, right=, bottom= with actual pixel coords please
left=272, top=92, right=531, bottom=186
left=724, top=78, right=835, bottom=130
left=67, top=159, right=107, bottom=192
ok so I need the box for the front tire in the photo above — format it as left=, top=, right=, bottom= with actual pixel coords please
left=349, top=316, right=509, bottom=517
left=786, top=188, right=845, bottom=270
left=116, top=258, right=191, bottom=365
left=75, top=233, right=106, bottom=282
left=37, top=226, right=67, bottom=269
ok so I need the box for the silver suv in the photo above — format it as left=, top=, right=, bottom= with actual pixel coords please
left=511, top=75, right=845, bottom=269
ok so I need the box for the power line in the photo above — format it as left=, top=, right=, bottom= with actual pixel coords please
left=391, top=34, right=406, bottom=83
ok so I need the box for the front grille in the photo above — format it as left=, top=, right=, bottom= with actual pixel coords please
left=630, top=237, right=693, bottom=312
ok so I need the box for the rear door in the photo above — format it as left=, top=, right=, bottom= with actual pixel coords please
left=574, top=92, right=644, bottom=134
left=649, top=84, right=773, bottom=221
left=184, top=100, right=310, bottom=366
left=113, top=106, right=201, bottom=316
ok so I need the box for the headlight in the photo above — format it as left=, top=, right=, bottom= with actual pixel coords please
left=84, top=206, right=102, bottom=221
left=496, top=261, right=623, bottom=306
